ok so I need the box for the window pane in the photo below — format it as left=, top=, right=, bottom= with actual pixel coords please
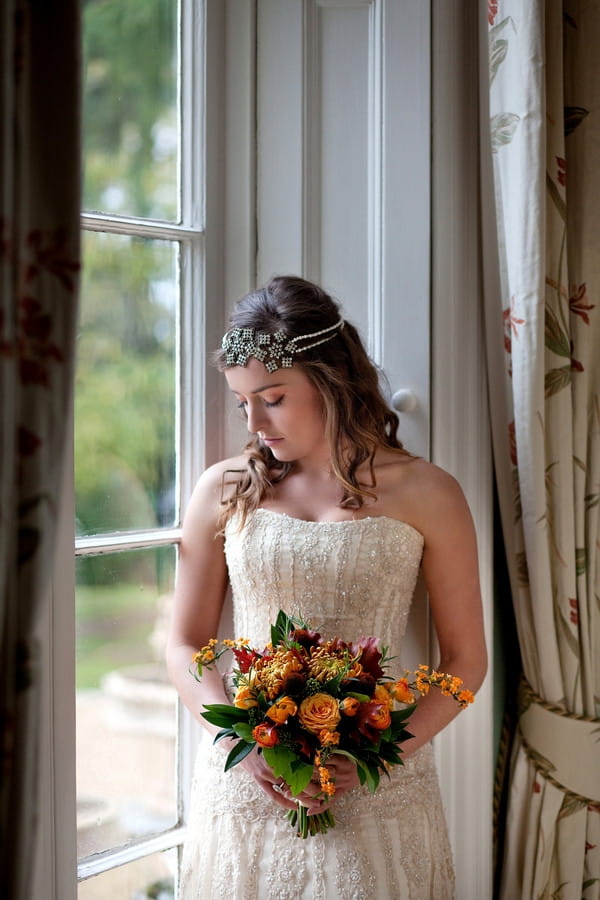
left=78, top=849, right=177, bottom=899
left=82, top=0, right=179, bottom=221
left=76, top=547, right=177, bottom=857
left=75, top=231, right=177, bottom=536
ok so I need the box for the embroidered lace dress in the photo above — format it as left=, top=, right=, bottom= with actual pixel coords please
left=180, top=509, right=455, bottom=900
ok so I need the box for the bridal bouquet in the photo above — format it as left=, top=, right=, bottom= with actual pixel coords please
left=192, top=610, right=474, bottom=838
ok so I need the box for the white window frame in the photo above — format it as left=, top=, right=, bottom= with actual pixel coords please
left=40, top=2, right=231, bottom=896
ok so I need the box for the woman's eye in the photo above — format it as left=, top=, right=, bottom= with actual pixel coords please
left=263, top=397, right=283, bottom=408
left=236, top=400, right=247, bottom=409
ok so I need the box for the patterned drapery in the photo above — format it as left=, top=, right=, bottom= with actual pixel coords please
left=483, top=0, right=600, bottom=896
left=0, top=2, right=80, bottom=897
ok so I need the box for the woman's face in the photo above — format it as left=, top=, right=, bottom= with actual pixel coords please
left=225, top=358, right=329, bottom=466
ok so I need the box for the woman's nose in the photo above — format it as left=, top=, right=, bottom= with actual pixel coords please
left=246, top=403, right=266, bottom=434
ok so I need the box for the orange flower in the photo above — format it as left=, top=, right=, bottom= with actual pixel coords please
left=339, top=696, right=360, bottom=717
left=319, top=729, right=340, bottom=746
left=266, top=696, right=298, bottom=724
left=374, top=684, right=394, bottom=710
left=392, top=678, right=415, bottom=704
left=458, top=689, right=475, bottom=707
left=364, top=701, right=391, bottom=731
left=298, top=693, right=341, bottom=735
left=233, top=685, right=258, bottom=709
left=252, top=723, right=279, bottom=747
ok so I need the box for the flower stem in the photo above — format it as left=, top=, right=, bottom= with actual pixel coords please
left=286, top=803, right=336, bottom=838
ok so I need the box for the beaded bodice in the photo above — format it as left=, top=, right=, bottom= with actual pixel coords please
left=224, top=508, right=424, bottom=656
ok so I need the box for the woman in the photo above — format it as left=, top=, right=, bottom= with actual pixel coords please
left=166, top=276, right=487, bottom=899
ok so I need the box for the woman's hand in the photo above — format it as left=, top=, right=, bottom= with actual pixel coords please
left=239, top=747, right=298, bottom=811
left=274, top=752, right=361, bottom=815
left=240, top=746, right=360, bottom=814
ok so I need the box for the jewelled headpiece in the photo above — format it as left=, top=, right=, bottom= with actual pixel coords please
left=221, top=317, right=344, bottom=373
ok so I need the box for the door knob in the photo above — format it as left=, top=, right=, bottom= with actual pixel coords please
left=391, top=389, right=418, bottom=413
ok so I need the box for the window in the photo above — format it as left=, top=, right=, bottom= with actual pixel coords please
left=74, top=0, right=206, bottom=895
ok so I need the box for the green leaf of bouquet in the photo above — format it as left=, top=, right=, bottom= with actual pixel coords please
left=232, top=722, right=255, bottom=741
left=262, top=746, right=297, bottom=780
left=363, top=763, right=381, bottom=794
left=345, top=691, right=371, bottom=702
left=332, top=748, right=360, bottom=767
left=287, top=760, right=314, bottom=796
left=202, top=703, right=249, bottom=728
left=213, top=727, right=236, bottom=744
left=271, top=609, right=290, bottom=646
left=390, top=706, right=416, bottom=725
left=378, top=742, right=404, bottom=765
left=224, top=740, right=255, bottom=771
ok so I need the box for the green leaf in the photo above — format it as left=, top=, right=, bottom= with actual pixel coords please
left=390, top=705, right=416, bottom=725
left=489, top=16, right=515, bottom=43
left=362, top=762, right=380, bottom=794
left=262, top=746, right=296, bottom=780
left=232, top=722, right=255, bottom=741
left=489, top=39, right=508, bottom=85
left=224, top=740, right=255, bottom=771
left=287, top=760, right=315, bottom=797
left=202, top=703, right=249, bottom=728
left=545, top=305, right=571, bottom=357
left=270, top=609, right=307, bottom=646
left=345, top=691, right=371, bottom=702
left=545, top=366, right=572, bottom=397
left=213, top=727, right=236, bottom=744
left=262, top=746, right=313, bottom=796
left=575, top=547, right=587, bottom=576
left=490, top=113, right=520, bottom=153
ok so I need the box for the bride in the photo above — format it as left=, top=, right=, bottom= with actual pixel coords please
left=166, top=275, right=487, bottom=899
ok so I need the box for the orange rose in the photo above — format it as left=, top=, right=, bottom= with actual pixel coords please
left=339, top=696, right=360, bottom=717
left=252, top=722, right=279, bottom=747
left=298, top=692, right=341, bottom=735
left=233, top=685, right=258, bottom=709
left=266, top=696, right=298, bottom=724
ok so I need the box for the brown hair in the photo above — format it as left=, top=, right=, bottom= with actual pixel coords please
left=214, top=276, right=409, bottom=527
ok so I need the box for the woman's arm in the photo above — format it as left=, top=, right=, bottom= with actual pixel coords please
left=165, top=459, right=299, bottom=811
left=398, top=462, right=488, bottom=756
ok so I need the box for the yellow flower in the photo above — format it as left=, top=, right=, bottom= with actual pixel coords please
left=266, top=696, right=298, bottom=724
left=233, top=685, right=258, bottom=709
left=254, top=648, right=306, bottom=699
left=193, top=646, right=215, bottom=665
left=298, top=693, right=341, bottom=735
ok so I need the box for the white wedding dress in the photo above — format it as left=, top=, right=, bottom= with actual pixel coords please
left=180, top=509, right=455, bottom=899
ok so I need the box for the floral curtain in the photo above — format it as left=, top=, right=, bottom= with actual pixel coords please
left=483, top=0, right=600, bottom=897
left=0, top=2, right=80, bottom=897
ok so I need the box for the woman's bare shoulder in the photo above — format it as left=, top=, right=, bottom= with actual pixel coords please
left=377, top=454, right=471, bottom=535
left=184, top=454, right=248, bottom=523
